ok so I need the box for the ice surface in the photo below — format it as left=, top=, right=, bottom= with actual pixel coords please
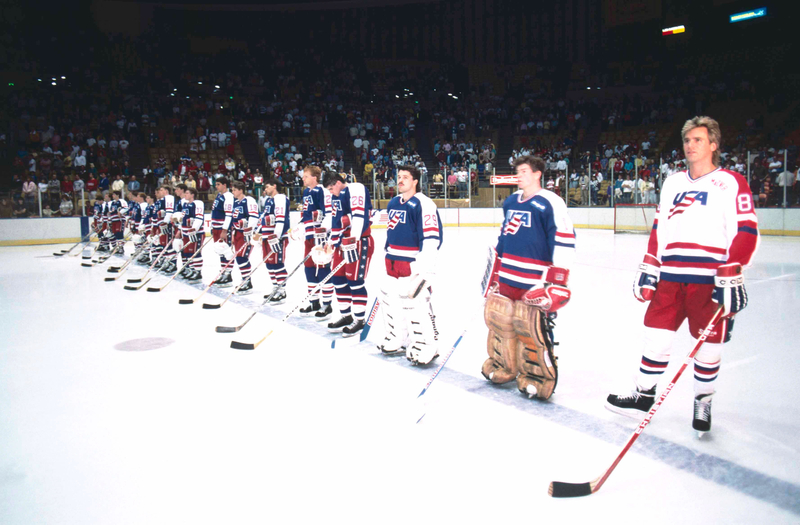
left=1, top=228, right=799, bottom=524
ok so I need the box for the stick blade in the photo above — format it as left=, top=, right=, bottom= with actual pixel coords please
left=127, top=278, right=143, bottom=283
left=53, top=252, right=65, bottom=257
left=548, top=481, right=595, bottom=498
left=230, top=341, right=256, bottom=350
left=107, top=267, right=120, bottom=273
left=123, top=285, right=139, bottom=291
left=81, top=263, right=94, bottom=268
left=178, top=299, right=195, bottom=305
left=202, top=303, right=221, bottom=309
left=215, top=326, right=239, bottom=333
left=104, top=277, right=116, bottom=282
left=146, top=287, right=162, bottom=292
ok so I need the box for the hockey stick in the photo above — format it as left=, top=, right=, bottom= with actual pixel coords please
left=81, top=235, right=128, bottom=267
left=177, top=241, right=247, bottom=304
left=53, top=231, right=93, bottom=257
left=146, top=237, right=212, bottom=293
left=123, top=239, right=172, bottom=289
left=330, top=297, right=380, bottom=348
left=104, top=244, right=149, bottom=281
left=215, top=253, right=313, bottom=333
left=548, top=306, right=725, bottom=498
left=202, top=248, right=271, bottom=308
left=230, top=259, right=346, bottom=350
left=414, top=325, right=471, bottom=424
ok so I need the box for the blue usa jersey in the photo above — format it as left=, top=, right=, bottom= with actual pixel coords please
left=129, top=201, right=142, bottom=224
left=182, top=200, right=205, bottom=233
left=302, top=185, right=331, bottom=240
left=210, top=191, right=234, bottom=230
left=385, top=193, right=442, bottom=263
left=331, top=183, right=372, bottom=246
left=496, top=189, right=576, bottom=289
left=143, top=203, right=155, bottom=227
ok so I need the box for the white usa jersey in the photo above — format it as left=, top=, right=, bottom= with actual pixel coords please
left=645, top=168, right=759, bottom=285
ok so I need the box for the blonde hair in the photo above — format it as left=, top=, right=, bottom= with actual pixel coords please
left=681, top=116, right=722, bottom=167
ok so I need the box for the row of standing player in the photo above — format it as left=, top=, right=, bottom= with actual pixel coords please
left=95, top=116, right=758, bottom=435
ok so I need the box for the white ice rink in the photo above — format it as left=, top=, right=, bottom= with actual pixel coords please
left=1, top=227, right=799, bottom=524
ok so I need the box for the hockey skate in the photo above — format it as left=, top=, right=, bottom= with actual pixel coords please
left=299, top=302, right=321, bottom=317
left=266, top=289, right=287, bottom=305
left=236, top=280, right=253, bottom=295
left=161, top=260, right=177, bottom=275
left=406, top=343, right=439, bottom=366
left=342, top=319, right=366, bottom=337
left=605, top=385, right=656, bottom=419
left=693, top=393, right=713, bottom=437
left=185, top=269, right=202, bottom=282
left=327, top=315, right=353, bottom=332
left=314, top=304, right=333, bottom=322
left=215, top=270, right=233, bottom=287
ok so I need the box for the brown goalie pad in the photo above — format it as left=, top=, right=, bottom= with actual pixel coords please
left=513, top=303, right=558, bottom=400
left=482, top=291, right=519, bottom=384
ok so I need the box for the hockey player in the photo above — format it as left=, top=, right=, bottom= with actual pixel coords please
left=179, top=187, right=205, bottom=281
left=230, top=181, right=259, bottom=295
left=92, top=197, right=105, bottom=250
left=160, top=183, right=187, bottom=275
left=210, top=177, right=235, bottom=287
left=300, top=165, right=334, bottom=320
left=98, top=192, right=112, bottom=252
left=481, top=155, right=576, bottom=400
left=380, top=165, right=442, bottom=365
left=138, top=195, right=156, bottom=264
left=256, top=178, right=290, bottom=304
left=606, top=116, right=759, bottom=435
left=128, top=192, right=146, bottom=256
left=153, top=185, right=176, bottom=273
left=323, top=172, right=375, bottom=337
left=108, top=190, right=129, bottom=253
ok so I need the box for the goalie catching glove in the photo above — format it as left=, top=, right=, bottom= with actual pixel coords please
left=712, top=263, right=747, bottom=317
left=633, top=256, right=660, bottom=302
left=522, top=266, right=571, bottom=312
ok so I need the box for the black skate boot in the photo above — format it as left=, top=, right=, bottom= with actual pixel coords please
left=693, top=393, right=713, bottom=436
left=314, top=303, right=333, bottom=322
left=299, top=301, right=321, bottom=317
left=327, top=315, right=354, bottom=332
left=236, top=279, right=253, bottom=295
left=342, top=319, right=366, bottom=338
left=215, top=270, right=233, bottom=287
left=605, top=385, right=656, bottom=419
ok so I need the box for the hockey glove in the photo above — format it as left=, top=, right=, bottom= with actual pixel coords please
left=523, top=266, right=571, bottom=312
left=266, top=233, right=282, bottom=256
left=712, top=263, right=747, bottom=317
left=186, top=229, right=199, bottom=245
left=633, top=260, right=660, bottom=302
left=314, top=226, right=329, bottom=247
left=243, top=227, right=254, bottom=245
left=341, top=237, right=358, bottom=264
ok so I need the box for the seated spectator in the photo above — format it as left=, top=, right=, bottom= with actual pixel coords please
left=42, top=204, right=54, bottom=217
left=13, top=199, right=29, bottom=218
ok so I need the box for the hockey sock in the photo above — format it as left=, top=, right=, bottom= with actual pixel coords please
left=635, top=327, right=676, bottom=390
left=350, top=280, right=368, bottom=320
left=305, top=266, right=321, bottom=307
left=267, top=263, right=287, bottom=287
left=332, top=275, right=352, bottom=315
left=694, top=341, right=723, bottom=395
left=237, top=255, right=252, bottom=282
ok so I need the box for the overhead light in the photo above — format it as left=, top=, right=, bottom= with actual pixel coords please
left=198, top=81, right=202, bottom=85
left=215, top=85, right=220, bottom=89
left=61, top=76, right=66, bottom=80
left=173, top=88, right=177, bottom=91
left=51, top=82, right=56, bottom=86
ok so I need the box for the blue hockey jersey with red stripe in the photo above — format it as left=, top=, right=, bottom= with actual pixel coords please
left=385, top=192, right=442, bottom=263
left=331, top=183, right=372, bottom=246
left=496, top=189, right=575, bottom=290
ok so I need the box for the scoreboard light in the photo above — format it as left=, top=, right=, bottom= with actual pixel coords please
left=661, top=25, right=686, bottom=36
left=730, top=7, right=766, bottom=23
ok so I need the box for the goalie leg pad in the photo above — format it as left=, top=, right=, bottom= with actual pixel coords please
left=482, top=291, right=519, bottom=384
left=404, top=288, right=439, bottom=365
left=379, top=277, right=408, bottom=354
left=513, top=302, right=558, bottom=400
